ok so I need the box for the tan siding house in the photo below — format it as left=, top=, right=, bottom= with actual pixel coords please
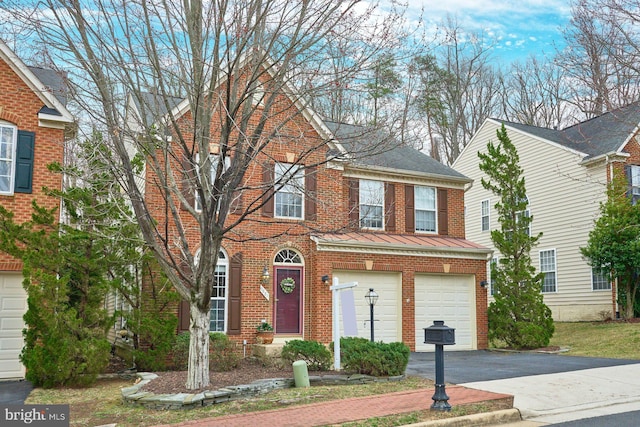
left=453, top=107, right=640, bottom=321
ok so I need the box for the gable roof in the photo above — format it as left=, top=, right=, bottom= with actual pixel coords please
left=493, top=101, right=640, bottom=161
left=325, top=121, right=470, bottom=182
left=0, top=39, right=73, bottom=127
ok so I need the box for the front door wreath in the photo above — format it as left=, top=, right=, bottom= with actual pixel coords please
left=280, top=277, right=296, bottom=294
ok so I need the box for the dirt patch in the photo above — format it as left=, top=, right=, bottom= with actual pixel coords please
left=138, top=358, right=339, bottom=394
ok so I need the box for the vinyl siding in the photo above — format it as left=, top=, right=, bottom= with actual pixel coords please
left=454, top=120, right=612, bottom=321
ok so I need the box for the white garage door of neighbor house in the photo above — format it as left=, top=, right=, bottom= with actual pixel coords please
left=0, top=273, right=27, bottom=379
left=414, top=274, right=476, bottom=352
left=332, top=271, right=401, bottom=343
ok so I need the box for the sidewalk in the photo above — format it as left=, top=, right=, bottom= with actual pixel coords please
left=152, top=386, right=514, bottom=427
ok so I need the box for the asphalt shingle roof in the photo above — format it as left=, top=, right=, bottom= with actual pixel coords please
left=325, top=121, right=469, bottom=180
left=498, top=101, right=640, bottom=159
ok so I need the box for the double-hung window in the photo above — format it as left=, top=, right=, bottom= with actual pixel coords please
left=592, top=268, right=611, bottom=291
left=275, top=162, right=303, bottom=219
left=359, top=179, right=384, bottom=229
left=210, top=251, right=228, bottom=332
left=481, top=199, right=490, bottom=232
left=415, top=186, right=436, bottom=232
left=539, top=249, right=557, bottom=293
left=0, top=123, right=17, bottom=195
left=194, top=153, right=230, bottom=212
left=629, top=165, right=640, bottom=205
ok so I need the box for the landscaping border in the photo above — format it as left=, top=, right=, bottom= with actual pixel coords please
left=122, top=372, right=404, bottom=410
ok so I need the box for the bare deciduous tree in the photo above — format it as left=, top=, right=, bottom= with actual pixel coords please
left=556, top=0, right=640, bottom=118
left=4, top=0, right=405, bottom=389
left=500, top=55, right=572, bottom=128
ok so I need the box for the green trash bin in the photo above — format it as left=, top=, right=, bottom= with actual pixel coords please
left=292, top=360, right=310, bottom=388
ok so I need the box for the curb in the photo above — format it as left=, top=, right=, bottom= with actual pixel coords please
left=400, top=408, right=522, bottom=427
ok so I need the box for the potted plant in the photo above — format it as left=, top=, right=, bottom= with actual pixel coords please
left=256, top=321, right=274, bottom=344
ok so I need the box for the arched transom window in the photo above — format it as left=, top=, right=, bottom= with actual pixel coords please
left=274, top=249, right=302, bottom=264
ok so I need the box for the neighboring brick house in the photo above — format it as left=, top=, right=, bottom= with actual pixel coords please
left=0, top=39, right=74, bottom=379
left=454, top=102, right=640, bottom=321
left=128, top=71, right=492, bottom=353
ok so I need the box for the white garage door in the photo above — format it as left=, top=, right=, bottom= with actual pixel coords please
left=0, top=274, right=27, bottom=379
left=333, top=271, right=401, bottom=343
left=414, top=274, right=476, bottom=351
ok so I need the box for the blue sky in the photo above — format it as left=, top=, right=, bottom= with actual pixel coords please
left=406, top=0, right=573, bottom=66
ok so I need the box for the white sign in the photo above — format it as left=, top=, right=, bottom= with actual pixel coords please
left=260, top=285, right=270, bottom=301
left=331, top=277, right=357, bottom=370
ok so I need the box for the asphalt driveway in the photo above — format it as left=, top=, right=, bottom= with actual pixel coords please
left=407, top=350, right=640, bottom=383
left=0, top=380, right=32, bottom=405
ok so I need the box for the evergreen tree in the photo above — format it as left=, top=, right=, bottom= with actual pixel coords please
left=478, top=124, right=554, bottom=349
left=0, top=132, right=176, bottom=386
left=581, top=169, right=640, bottom=319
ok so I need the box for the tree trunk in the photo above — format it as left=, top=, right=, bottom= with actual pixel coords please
left=186, top=303, right=210, bottom=389
left=625, top=280, right=636, bottom=319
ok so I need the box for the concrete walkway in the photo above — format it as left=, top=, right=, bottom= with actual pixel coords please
left=152, top=386, right=514, bottom=427
left=462, top=363, right=640, bottom=424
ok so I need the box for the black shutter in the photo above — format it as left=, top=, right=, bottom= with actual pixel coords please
left=262, top=164, right=274, bottom=217
left=405, top=185, right=415, bottom=233
left=348, top=179, right=359, bottom=229
left=438, top=188, right=448, bottom=235
left=227, top=253, right=243, bottom=335
left=385, top=182, right=396, bottom=232
left=305, top=166, right=317, bottom=221
left=14, top=130, right=35, bottom=193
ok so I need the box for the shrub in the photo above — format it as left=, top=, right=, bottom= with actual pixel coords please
left=20, top=270, right=111, bottom=388
left=336, top=337, right=409, bottom=376
left=172, top=331, right=240, bottom=371
left=131, top=313, right=178, bottom=371
left=209, top=332, right=240, bottom=372
left=171, top=332, right=191, bottom=370
left=281, top=340, right=331, bottom=371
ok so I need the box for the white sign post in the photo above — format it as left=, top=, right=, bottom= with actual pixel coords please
left=330, top=276, right=358, bottom=370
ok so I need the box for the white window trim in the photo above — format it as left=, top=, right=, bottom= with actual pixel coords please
left=194, top=248, right=229, bottom=333
left=481, top=199, right=490, bottom=232
left=591, top=267, right=612, bottom=291
left=414, top=185, right=437, bottom=234
left=539, top=248, right=557, bottom=293
left=0, top=122, right=17, bottom=196
left=359, top=179, right=384, bottom=230
left=631, top=165, right=640, bottom=195
left=274, top=162, right=304, bottom=220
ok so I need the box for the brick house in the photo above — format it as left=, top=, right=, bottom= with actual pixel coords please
left=0, top=39, right=74, bottom=379
left=128, top=67, right=491, bottom=353
left=454, top=102, right=640, bottom=321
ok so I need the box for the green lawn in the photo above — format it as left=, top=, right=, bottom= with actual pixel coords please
left=549, top=321, right=640, bottom=359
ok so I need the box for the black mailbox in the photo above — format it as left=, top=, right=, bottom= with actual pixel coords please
left=424, top=320, right=455, bottom=345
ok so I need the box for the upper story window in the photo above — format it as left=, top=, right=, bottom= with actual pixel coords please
left=415, top=186, right=436, bottom=233
left=359, top=179, right=384, bottom=229
left=539, top=249, right=557, bottom=293
left=628, top=165, right=640, bottom=205
left=481, top=199, right=490, bottom=232
left=515, top=196, right=531, bottom=236
left=0, top=123, right=17, bottom=195
left=194, top=153, right=229, bottom=212
left=275, top=162, right=304, bottom=219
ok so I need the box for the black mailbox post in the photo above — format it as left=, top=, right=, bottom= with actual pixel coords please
left=424, top=320, right=456, bottom=411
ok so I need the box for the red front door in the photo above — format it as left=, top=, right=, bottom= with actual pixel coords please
left=275, top=267, right=302, bottom=334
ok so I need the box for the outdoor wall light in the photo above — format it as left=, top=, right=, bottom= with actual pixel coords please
left=261, top=266, right=270, bottom=285
left=480, top=281, right=488, bottom=288
left=321, top=275, right=330, bottom=285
